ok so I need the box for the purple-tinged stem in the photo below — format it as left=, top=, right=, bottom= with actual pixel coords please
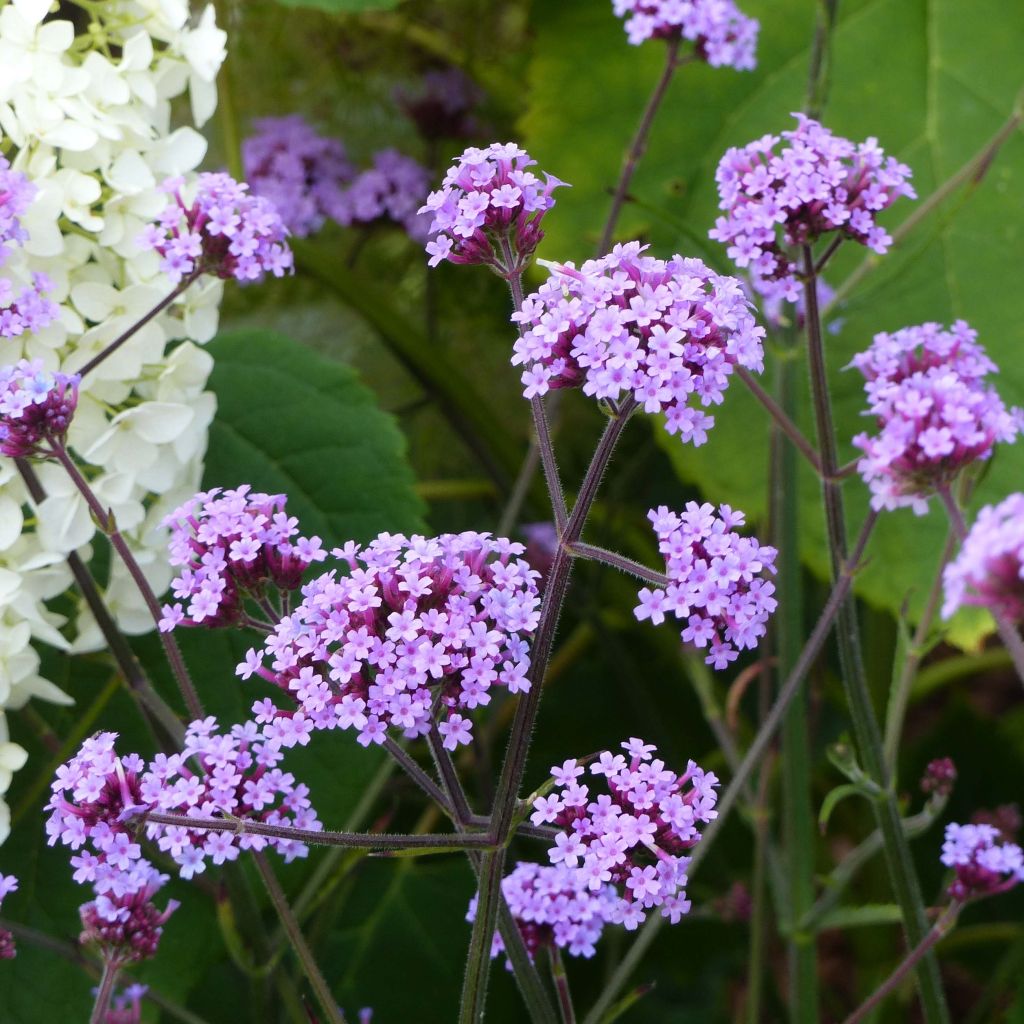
left=548, top=945, right=577, bottom=1024
left=426, top=725, right=475, bottom=824
left=812, top=234, right=843, bottom=276
left=49, top=442, right=204, bottom=722
left=88, top=961, right=119, bottom=1024
left=567, top=541, right=669, bottom=586
left=382, top=736, right=454, bottom=816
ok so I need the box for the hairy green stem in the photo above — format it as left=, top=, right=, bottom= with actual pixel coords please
left=88, top=962, right=119, bottom=1024
left=549, top=945, right=577, bottom=1024
left=567, top=541, right=669, bottom=586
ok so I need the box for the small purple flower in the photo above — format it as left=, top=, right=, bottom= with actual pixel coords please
left=0, top=155, right=36, bottom=267
left=337, top=149, right=433, bottom=242
left=512, top=242, right=765, bottom=445
left=0, top=358, right=79, bottom=459
left=102, top=984, right=148, bottom=1024
left=536, top=739, right=717, bottom=930
left=0, top=271, right=59, bottom=340
left=710, top=115, right=915, bottom=304
left=0, top=875, right=17, bottom=959
left=419, top=142, right=566, bottom=275
left=636, top=502, right=777, bottom=669
left=140, top=173, right=294, bottom=284
left=396, top=67, right=483, bottom=141
left=941, top=822, right=1024, bottom=903
left=612, top=0, right=759, bottom=69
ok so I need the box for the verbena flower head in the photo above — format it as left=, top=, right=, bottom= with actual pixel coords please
left=921, top=757, right=957, bottom=799
left=710, top=114, right=915, bottom=304
left=0, top=154, right=35, bottom=267
left=941, top=822, right=1024, bottom=902
left=340, top=149, right=432, bottom=242
left=512, top=242, right=764, bottom=446
left=532, top=739, right=718, bottom=930
left=851, top=323, right=1021, bottom=514
left=239, top=532, right=541, bottom=751
left=635, top=503, right=777, bottom=669
left=0, top=875, right=17, bottom=959
left=942, top=493, right=1024, bottom=622
left=397, top=67, right=483, bottom=141
left=103, top=984, right=148, bottom=1024
left=612, top=0, right=759, bottom=69
left=467, top=861, right=616, bottom=965
left=242, top=115, right=354, bottom=238
left=140, top=173, right=294, bottom=284
left=419, top=142, right=566, bottom=274
left=0, top=271, right=59, bottom=339
left=0, top=358, right=79, bottom=458
left=158, top=486, right=327, bottom=632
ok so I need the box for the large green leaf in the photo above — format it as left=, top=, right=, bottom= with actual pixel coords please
left=522, top=0, right=1024, bottom=647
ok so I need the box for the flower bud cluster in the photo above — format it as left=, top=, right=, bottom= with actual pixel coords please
left=710, top=114, right=915, bottom=303
left=159, top=486, right=327, bottom=631
left=941, top=822, right=1024, bottom=903
left=920, top=757, right=957, bottom=799
left=942, top=493, right=1024, bottom=623
left=512, top=243, right=765, bottom=445
left=0, top=359, right=79, bottom=458
left=635, top=503, right=777, bottom=669
left=420, top=143, right=566, bottom=272
left=611, top=0, right=759, bottom=69
left=0, top=874, right=17, bottom=959
left=851, top=322, right=1021, bottom=514
left=239, top=532, right=541, bottom=751
left=532, top=739, right=718, bottom=930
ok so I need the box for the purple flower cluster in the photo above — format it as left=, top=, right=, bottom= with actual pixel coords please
left=710, top=115, right=915, bottom=304
left=611, top=0, right=759, bottom=69
left=103, top=984, right=148, bottom=1024
left=942, top=493, right=1024, bottom=623
left=397, top=67, right=483, bottom=141
left=512, top=242, right=765, bottom=445
left=851, top=322, right=1021, bottom=514
left=340, top=149, right=432, bottom=242
left=467, top=861, right=616, bottom=965
left=0, top=875, right=17, bottom=959
left=420, top=142, right=566, bottom=273
left=242, top=115, right=354, bottom=238
left=0, top=272, right=58, bottom=339
left=46, top=722, right=320, bottom=888
left=0, top=154, right=35, bottom=267
left=0, top=358, right=79, bottom=459
left=140, top=173, right=294, bottom=284
left=941, top=822, right=1024, bottom=903
left=79, top=869, right=178, bottom=966
left=532, top=739, right=718, bottom=930
left=239, top=532, right=541, bottom=751
left=159, top=486, right=327, bottom=632
left=635, top=503, right=777, bottom=669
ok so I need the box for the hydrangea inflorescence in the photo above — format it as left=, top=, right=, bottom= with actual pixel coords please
left=635, top=503, right=777, bottom=668
left=851, top=322, right=1021, bottom=514
left=511, top=242, right=765, bottom=446
left=420, top=142, right=566, bottom=274
left=942, top=493, right=1024, bottom=622
left=611, top=0, right=759, bottom=69
left=0, top=875, right=16, bottom=959
left=139, top=172, right=294, bottom=284
left=0, top=358, right=80, bottom=458
left=941, top=822, right=1024, bottom=903
left=531, top=738, right=718, bottom=930
left=710, top=114, right=915, bottom=305
left=239, top=532, right=541, bottom=751
left=158, top=486, right=327, bottom=632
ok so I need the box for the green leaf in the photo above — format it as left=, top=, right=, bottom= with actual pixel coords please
left=818, top=783, right=865, bottom=834
left=522, top=0, right=1024, bottom=648
left=273, top=0, right=400, bottom=12
left=816, top=903, right=905, bottom=930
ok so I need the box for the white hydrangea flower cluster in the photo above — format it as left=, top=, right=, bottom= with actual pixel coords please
left=0, top=0, right=229, bottom=842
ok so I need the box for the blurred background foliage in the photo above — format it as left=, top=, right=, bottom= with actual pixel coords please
left=2, top=0, right=1024, bottom=1021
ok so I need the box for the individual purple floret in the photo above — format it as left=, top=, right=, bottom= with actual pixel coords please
left=239, top=532, right=541, bottom=751
left=0, top=358, right=79, bottom=459
left=512, top=242, right=765, bottom=445
left=942, top=493, right=1024, bottom=623
left=242, top=115, right=354, bottom=238
left=466, top=861, right=616, bottom=965
left=139, top=173, right=294, bottom=284
left=532, top=739, right=717, bottom=930
left=851, top=322, right=1021, bottom=514
left=158, top=485, right=327, bottom=632
left=940, top=822, right=1024, bottom=903
left=397, top=67, right=483, bottom=141
left=611, top=0, right=759, bottom=69
left=419, top=142, right=566, bottom=274
left=102, top=984, right=148, bottom=1024
left=0, top=875, right=17, bottom=959
left=0, top=155, right=35, bottom=267
left=340, top=149, right=432, bottom=242
left=0, top=272, right=59, bottom=339
left=710, top=114, right=915, bottom=304
left=635, top=503, right=777, bottom=669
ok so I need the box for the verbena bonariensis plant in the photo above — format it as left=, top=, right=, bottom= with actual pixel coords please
left=2, top=1, right=1023, bottom=1022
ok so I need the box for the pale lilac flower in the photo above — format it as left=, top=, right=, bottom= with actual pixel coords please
left=338, top=149, right=432, bottom=242
left=636, top=502, right=777, bottom=668
left=0, top=155, right=35, bottom=267
left=538, top=739, right=717, bottom=929
left=710, top=115, right=915, bottom=305
left=612, top=0, right=759, bottom=69
left=512, top=242, right=764, bottom=445
left=0, top=272, right=58, bottom=339
left=240, top=532, right=541, bottom=750
left=851, top=323, right=1021, bottom=514
left=941, top=822, right=1024, bottom=902
left=419, top=142, right=566, bottom=274
left=0, top=358, right=79, bottom=459
left=0, top=875, right=16, bottom=959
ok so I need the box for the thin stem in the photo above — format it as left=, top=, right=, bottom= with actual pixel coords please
left=744, top=762, right=772, bottom=1024
left=89, top=961, right=119, bottom=1024
left=531, top=395, right=568, bottom=535
left=382, top=736, right=454, bottom=815
left=498, top=441, right=543, bottom=537
left=567, top=542, right=669, bottom=586
left=812, top=234, right=843, bottom=276
left=427, top=726, right=475, bottom=824
left=548, top=945, right=577, bottom=1024
left=804, top=0, right=839, bottom=118
left=841, top=905, right=960, bottom=1024
left=598, top=40, right=686, bottom=254
left=50, top=443, right=204, bottom=722
left=253, top=852, right=346, bottom=1024
left=78, top=277, right=197, bottom=378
